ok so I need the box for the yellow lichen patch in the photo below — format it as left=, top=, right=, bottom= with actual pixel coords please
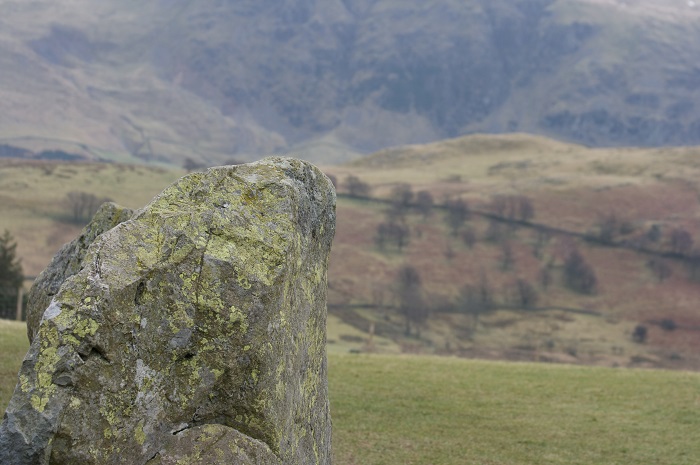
left=30, top=394, right=48, bottom=412
left=30, top=325, right=63, bottom=412
left=135, top=421, right=146, bottom=446
left=228, top=305, right=249, bottom=333
left=73, top=317, right=99, bottom=338
left=19, top=374, right=30, bottom=393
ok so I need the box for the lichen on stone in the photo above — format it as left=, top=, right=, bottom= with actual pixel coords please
left=0, top=157, right=335, bottom=465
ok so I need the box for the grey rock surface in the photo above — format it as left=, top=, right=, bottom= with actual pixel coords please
left=0, top=157, right=335, bottom=465
left=26, top=202, right=134, bottom=342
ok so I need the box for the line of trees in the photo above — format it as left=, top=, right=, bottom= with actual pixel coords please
left=334, top=175, right=700, bottom=345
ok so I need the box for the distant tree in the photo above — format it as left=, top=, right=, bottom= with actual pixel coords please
left=444, top=243, right=456, bottom=261
left=517, top=196, right=535, bottom=222
left=669, top=228, right=693, bottom=256
left=659, top=318, right=677, bottom=331
left=0, top=230, right=23, bottom=319
left=683, top=250, right=700, bottom=281
left=646, top=257, right=672, bottom=283
left=646, top=224, right=662, bottom=243
left=183, top=157, right=206, bottom=172
left=491, top=195, right=535, bottom=223
left=511, top=279, right=539, bottom=309
left=563, top=249, right=597, bottom=294
left=345, top=175, right=371, bottom=197
left=390, top=183, right=414, bottom=210
left=372, top=284, right=389, bottom=319
left=65, top=191, right=112, bottom=224
left=532, top=229, right=551, bottom=259
left=415, top=190, right=434, bottom=220
left=395, top=265, right=428, bottom=336
left=539, top=264, right=553, bottom=290
left=632, top=324, right=648, bottom=343
left=376, top=221, right=410, bottom=252
left=444, top=198, right=470, bottom=236
left=375, top=223, right=388, bottom=251
left=499, top=242, right=515, bottom=272
left=462, top=227, right=477, bottom=249
left=597, top=213, right=635, bottom=244
left=490, top=195, right=508, bottom=217
left=597, top=213, right=620, bottom=244
left=484, top=219, right=506, bottom=244
left=326, top=173, right=338, bottom=189
left=458, top=273, right=493, bottom=333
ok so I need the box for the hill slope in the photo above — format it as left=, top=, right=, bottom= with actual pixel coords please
left=4, top=133, right=700, bottom=369
left=2, top=0, right=700, bottom=165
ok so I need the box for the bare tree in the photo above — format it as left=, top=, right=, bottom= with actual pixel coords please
left=183, top=157, right=206, bottom=172
left=510, top=279, right=539, bottom=308
left=669, top=228, right=693, bottom=256
left=684, top=250, right=700, bottom=282
left=491, top=195, right=535, bottom=222
left=518, top=196, right=535, bottom=222
left=396, top=265, right=428, bottom=336
left=597, top=213, right=620, bottom=244
left=532, top=229, right=551, bottom=259
left=326, top=173, right=338, bottom=189
left=458, top=273, right=493, bottom=334
left=65, top=191, right=112, bottom=224
left=390, top=183, right=414, bottom=209
left=484, top=219, right=506, bottom=244
left=563, top=249, right=597, bottom=294
left=646, top=257, right=672, bottom=283
left=444, top=198, right=470, bottom=236
left=632, top=324, right=648, bottom=343
left=345, top=175, right=372, bottom=197
left=376, top=221, right=410, bottom=252
left=372, top=283, right=388, bottom=319
left=415, top=190, right=434, bottom=220
left=462, top=227, right=477, bottom=249
left=499, top=242, right=515, bottom=272
left=539, top=263, right=553, bottom=290
left=646, top=224, right=662, bottom=244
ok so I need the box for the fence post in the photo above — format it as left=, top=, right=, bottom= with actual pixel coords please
left=15, top=286, right=23, bottom=321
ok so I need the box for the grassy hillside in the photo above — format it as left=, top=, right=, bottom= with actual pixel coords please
left=0, top=159, right=186, bottom=275
left=322, top=134, right=700, bottom=369
left=4, top=134, right=700, bottom=368
left=2, top=321, right=699, bottom=465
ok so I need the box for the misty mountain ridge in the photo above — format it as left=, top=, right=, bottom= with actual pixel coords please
left=1, top=0, right=699, bottom=165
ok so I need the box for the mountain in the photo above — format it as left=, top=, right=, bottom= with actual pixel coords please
left=1, top=0, right=700, bottom=165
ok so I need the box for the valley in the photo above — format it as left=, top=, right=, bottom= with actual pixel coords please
left=3, top=133, right=700, bottom=369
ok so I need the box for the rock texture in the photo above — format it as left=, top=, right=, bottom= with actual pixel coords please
left=26, top=202, right=134, bottom=342
left=0, top=157, right=335, bottom=465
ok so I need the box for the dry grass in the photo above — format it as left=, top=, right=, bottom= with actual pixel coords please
left=321, top=133, right=700, bottom=369
left=0, top=160, right=185, bottom=276
left=6, top=134, right=700, bottom=369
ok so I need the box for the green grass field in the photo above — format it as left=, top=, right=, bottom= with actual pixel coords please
left=2, top=320, right=698, bottom=464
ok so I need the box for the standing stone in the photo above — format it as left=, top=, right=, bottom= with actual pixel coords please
left=0, top=157, right=335, bottom=465
left=26, top=202, right=134, bottom=342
